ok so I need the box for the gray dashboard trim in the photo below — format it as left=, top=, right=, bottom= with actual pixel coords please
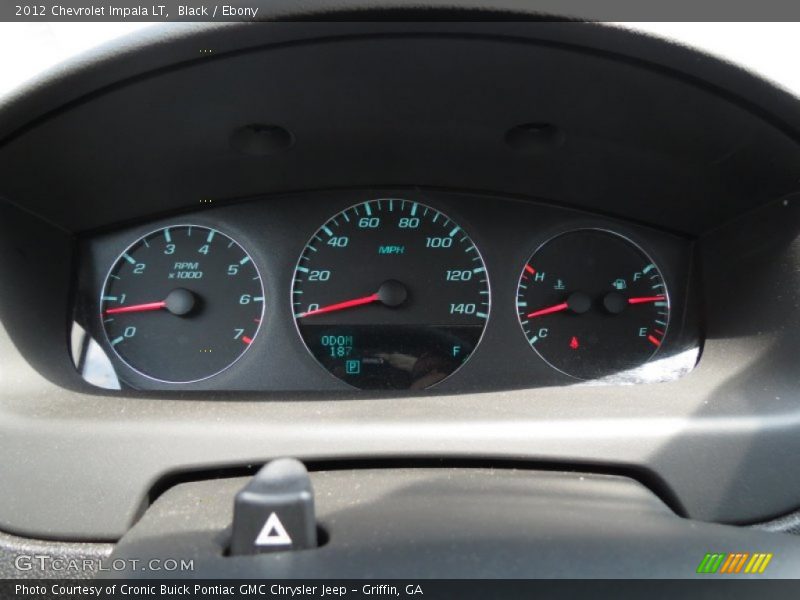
left=108, top=469, right=800, bottom=579
left=0, top=530, right=112, bottom=579
left=1, top=318, right=799, bottom=540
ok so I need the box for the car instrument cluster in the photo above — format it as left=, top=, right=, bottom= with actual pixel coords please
left=75, top=190, right=697, bottom=392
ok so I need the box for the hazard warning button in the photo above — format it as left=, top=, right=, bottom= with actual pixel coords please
left=229, top=458, right=318, bottom=555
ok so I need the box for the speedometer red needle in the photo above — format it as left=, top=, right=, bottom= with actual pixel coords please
left=527, top=302, right=569, bottom=319
left=298, top=293, right=380, bottom=318
left=627, top=295, right=665, bottom=305
left=104, top=301, right=166, bottom=315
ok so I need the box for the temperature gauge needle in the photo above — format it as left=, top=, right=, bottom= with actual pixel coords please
left=527, top=302, right=569, bottom=319
left=104, top=301, right=166, bottom=315
left=298, top=293, right=380, bottom=318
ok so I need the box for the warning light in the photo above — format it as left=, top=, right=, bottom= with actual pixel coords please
left=569, top=336, right=580, bottom=350
left=255, top=512, right=293, bottom=547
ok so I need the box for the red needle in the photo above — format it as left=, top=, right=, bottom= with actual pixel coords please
left=628, top=295, right=666, bottom=305
left=527, top=302, right=569, bottom=319
left=104, top=301, right=166, bottom=315
left=298, top=293, right=380, bottom=318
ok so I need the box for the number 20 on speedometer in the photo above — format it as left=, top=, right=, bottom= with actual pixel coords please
left=292, top=199, right=490, bottom=390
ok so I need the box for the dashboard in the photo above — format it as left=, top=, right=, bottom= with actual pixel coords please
left=2, top=17, right=800, bottom=580
left=74, top=190, right=698, bottom=391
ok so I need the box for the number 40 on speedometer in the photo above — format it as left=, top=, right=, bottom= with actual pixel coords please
left=292, top=199, right=490, bottom=390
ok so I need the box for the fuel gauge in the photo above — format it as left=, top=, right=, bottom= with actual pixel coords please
left=516, top=229, right=669, bottom=380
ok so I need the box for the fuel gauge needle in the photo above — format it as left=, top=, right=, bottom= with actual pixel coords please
left=627, top=295, right=665, bottom=305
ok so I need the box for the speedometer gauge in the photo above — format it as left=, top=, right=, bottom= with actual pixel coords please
left=516, top=229, right=669, bottom=380
left=292, top=199, right=490, bottom=390
left=101, top=225, right=264, bottom=383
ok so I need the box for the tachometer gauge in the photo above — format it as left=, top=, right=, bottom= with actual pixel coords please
left=101, top=225, right=264, bottom=383
left=292, top=199, right=490, bottom=390
left=516, top=229, right=669, bottom=380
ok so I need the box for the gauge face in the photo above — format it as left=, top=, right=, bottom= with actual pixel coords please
left=292, top=199, right=490, bottom=390
left=516, top=230, right=669, bottom=380
left=101, top=225, right=264, bottom=383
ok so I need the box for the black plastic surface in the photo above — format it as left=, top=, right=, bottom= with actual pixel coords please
left=2, top=30, right=798, bottom=237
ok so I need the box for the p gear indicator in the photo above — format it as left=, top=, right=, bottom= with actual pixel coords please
left=516, top=229, right=669, bottom=380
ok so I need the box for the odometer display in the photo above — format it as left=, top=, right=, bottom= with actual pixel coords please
left=101, top=225, right=264, bottom=383
left=292, top=199, right=490, bottom=390
left=516, top=229, right=669, bottom=380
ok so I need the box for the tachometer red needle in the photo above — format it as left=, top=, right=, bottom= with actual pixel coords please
left=298, top=293, right=380, bottom=318
left=527, top=302, right=569, bottom=319
left=104, top=301, right=166, bottom=315
left=627, top=295, right=666, bottom=305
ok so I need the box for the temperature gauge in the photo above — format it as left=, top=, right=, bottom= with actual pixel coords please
left=516, top=229, right=669, bottom=380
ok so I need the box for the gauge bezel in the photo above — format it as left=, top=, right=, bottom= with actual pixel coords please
left=515, top=227, right=671, bottom=381
left=99, top=223, right=265, bottom=385
left=289, top=198, right=492, bottom=390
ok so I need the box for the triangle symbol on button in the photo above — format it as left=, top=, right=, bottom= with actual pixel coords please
left=254, top=512, right=293, bottom=546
